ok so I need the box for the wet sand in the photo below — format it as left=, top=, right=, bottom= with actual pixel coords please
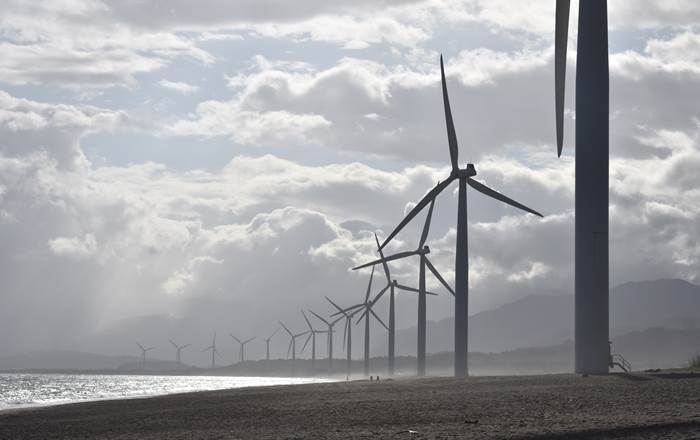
left=1, top=373, right=699, bottom=439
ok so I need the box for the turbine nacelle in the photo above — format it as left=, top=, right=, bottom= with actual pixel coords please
left=451, top=164, right=477, bottom=179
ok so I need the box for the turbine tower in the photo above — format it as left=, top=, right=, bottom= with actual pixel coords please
left=136, top=342, right=155, bottom=369
left=301, top=310, right=328, bottom=372
left=555, top=0, right=610, bottom=374
left=169, top=339, right=190, bottom=367
left=355, top=200, right=454, bottom=376
left=264, top=328, right=279, bottom=361
left=308, top=309, right=343, bottom=372
left=230, top=334, right=256, bottom=363
left=326, top=296, right=362, bottom=378
left=379, top=56, right=543, bottom=377
left=202, top=333, right=219, bottom=369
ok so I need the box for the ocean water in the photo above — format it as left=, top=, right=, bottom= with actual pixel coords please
left=0, top=373, right=331, bottom=410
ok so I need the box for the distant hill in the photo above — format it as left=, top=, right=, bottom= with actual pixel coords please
left=389, top=278, right=700, bottom=355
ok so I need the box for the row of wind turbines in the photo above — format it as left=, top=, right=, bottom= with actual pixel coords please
left=137, top=2, right=613, bottom=375
left=135, top=55, right=543, bottom=378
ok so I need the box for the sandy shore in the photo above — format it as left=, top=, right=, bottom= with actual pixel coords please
left=1, top=373, right=699, bottom=439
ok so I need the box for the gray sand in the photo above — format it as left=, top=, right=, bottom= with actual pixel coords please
left=1, top=373, right=699, bottom=439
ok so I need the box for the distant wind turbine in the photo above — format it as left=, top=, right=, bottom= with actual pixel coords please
left=301, top=310, right=328, bottom=372
left=202, top=333, right=220, bottom=369
left=378, top=56, right=543, bottom=377
left=334, top=266, right=388, bottom=376
left=326, top=296, right=362, bottom=377
left=355, top=202, right=453, bottom=376
left=279, top=321, right=309, bottom=374
left=308, top=309, right=343, bottom=371
left=264, top=328, right=279, bottom=361
left=136, top=342, right=155, bottom=369
left=369, top=232, right=441, bottom=376
left=169, top=339, right=190, bottom=367
left=230, top=334, right=256, bottom=363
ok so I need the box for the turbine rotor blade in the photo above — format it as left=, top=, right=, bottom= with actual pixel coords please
left=419, top=196, right=436, bottom=249
left=268, top=327, right=279, bottom=339
left=301, top=333, right=312, bottom=353
left=369, top=308, right=389, bottom=330
left=353, top=250, right=419, bottom=271
left=424, top=257, right=455, bottom=296
left=380, top=178, right=455, bottom=249
left=555, top=0, right=571, bottom=157
left=169, top=339, right=177, bottom=349
left=375, top=233, right=391, bottom=284
left=231, top=334, right=242, bottom=344
left=371, top=283, right=391, bottom=307
left=279, top=321, right=293, bottom=336
left=394, top=283, right=438, bottom=296
left=244, top=337, right=255, bottom=344
left=441, top=55, right=460, bottom=173
left=467, top=178, right=543, bottom=217
left=309, top=309, right=330, bottom=326
left=330, top=303, right=363, bottom=318
left=287, top=340, right=293, bottom=359
left=355, top=308, right=369, bottom=326
left=325, top=296, right=345, bottom=314
left=301, top=310, right=314, bottom=331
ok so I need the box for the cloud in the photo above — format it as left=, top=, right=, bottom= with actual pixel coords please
left=158, top=80, right=200, bottom=95
left=48, top=233, right=98, bottom=259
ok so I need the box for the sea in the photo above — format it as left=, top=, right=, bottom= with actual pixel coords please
left=0, top=373, right=331, bottom=411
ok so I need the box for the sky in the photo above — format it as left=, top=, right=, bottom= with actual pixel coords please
left=0, top=0, right=699, bottom=363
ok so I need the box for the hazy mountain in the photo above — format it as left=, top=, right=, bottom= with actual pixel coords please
left=390, top=278, right=700, bottom=355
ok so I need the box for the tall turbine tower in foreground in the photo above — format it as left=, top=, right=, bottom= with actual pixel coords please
left=555, top=0, right=610, bottom=374
left=380, top=56, right=543, bottom=377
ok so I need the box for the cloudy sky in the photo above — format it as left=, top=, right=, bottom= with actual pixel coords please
left=1, top=0, right=699, bottom=361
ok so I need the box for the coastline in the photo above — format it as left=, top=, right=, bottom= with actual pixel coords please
left=0, top=373, right=333, bottom=413
left=1, top=373, right=699, bottom=439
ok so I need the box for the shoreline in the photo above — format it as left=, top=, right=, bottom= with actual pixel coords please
left=1, top=373, right=699, bottom=439
left=0, top=374, right=336, bottom=413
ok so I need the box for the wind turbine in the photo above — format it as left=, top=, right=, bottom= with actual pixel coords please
left=378, top=56, right=543, bottom=377
left=335, top=266, right=389, bottom=376
left=355, top=200, right=454, bottom=376
left=326, top=296, right=362, bottom=377
left=301, top=310, right=328, bottom=372
left=169, top=339, right=190, bottom=367
left=364, top=232, right=442, bottom=376
left=136, top=342, right=155, bottom=369
left=264, top=328, right=279, bottom=361
left=279, top=321, right=309, bottom=374
left=202, top=333, right=219, bottom=369
left=230, top=334, right=256, bottom=363
left=308, top=309, right=343, bottom=372
left=554, top=0, right=610, bottom=374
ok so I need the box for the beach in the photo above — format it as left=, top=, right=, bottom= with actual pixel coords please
left=1, top=373, right=699, bottom=439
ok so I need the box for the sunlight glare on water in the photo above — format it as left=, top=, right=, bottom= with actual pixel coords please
left=0, top=373, right=331, bottom=410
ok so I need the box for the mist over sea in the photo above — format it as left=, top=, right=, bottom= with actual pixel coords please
left=0, top=373, right=331, bottom=410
